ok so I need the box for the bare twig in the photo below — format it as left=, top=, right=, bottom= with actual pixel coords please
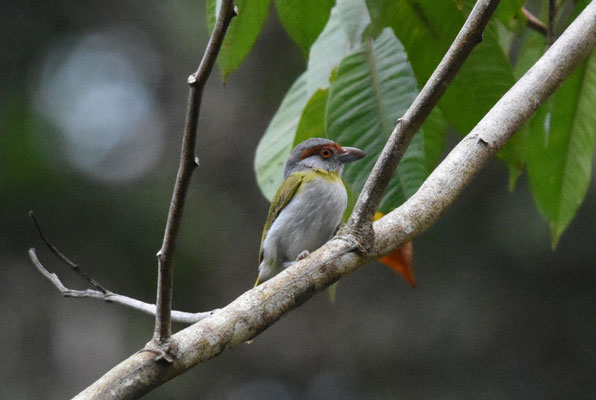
left=154, top=0, right=237, bottom=344
left=28, top=248, right=215, bottom=324
left=29, top=211, right=108, bottom=294
left=72, top=3, right=596, bottom=399
left=343, top=0, right=501, bottom=248
left=522, top=7, right=548, bottom=36
left=548, top=0, right=556, bottom=45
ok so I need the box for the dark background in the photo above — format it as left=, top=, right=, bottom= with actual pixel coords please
left=2, top=1, right=595, bottom=399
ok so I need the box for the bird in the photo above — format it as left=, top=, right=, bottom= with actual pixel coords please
left=255, top=138, right=366, bottom=286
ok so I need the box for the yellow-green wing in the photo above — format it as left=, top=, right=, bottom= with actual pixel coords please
left=258, top=172, right=304, bottom=263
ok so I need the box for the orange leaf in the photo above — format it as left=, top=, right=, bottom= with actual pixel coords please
left=374, top=211, right=416, bottom=288
left=380, top=242, right=415, bottom=287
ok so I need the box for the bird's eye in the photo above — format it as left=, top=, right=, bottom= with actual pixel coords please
left=321, top=149, right=331, bottom=158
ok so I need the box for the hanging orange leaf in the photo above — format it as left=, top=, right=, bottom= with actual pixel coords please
left=374, top=212, right=416, bottom=287
left=380, top=242, right=415, bottom=287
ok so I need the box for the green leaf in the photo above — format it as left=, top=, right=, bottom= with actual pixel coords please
left=497, top=30, right=546, bottom=190
left=293, top=88, right=329, bottom=146
left=526, top=53, right=596, bottom=247
left=513, top=30, right=547, bottom=80
left=274, top=0, right=334, bottom=57
left=366, top=1, right=515, bottom=135
left=497, top=123, right=528, bottom=191
left=495, top=0, right=526, bottom=33
left=306, top=0, right=371, bottom=97
left=438, top=23, right=516, bottom=134
left=421, top=107, right=447, bottom=174
left=255, top=73, right=309, bottom=200
left=207, top=0, right=271, bottom=80
left=365, top=0, right=463, bottom=85
left=342, top=183, right=359, bottom=221
left=327, top=282, right=338, bottom=302
left=337, top=0, right=371, bottom=48
left=327, top=29, right=426, bottom=213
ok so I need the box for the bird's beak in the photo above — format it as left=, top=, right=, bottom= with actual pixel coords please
left=339, top=146, right=366, bottom=163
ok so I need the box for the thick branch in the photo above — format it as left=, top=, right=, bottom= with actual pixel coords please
left=28, top=249, right=214, bottom=324
left=154, top=0, right=236, bottom=343
left=344, top=0, right=500, bottom=246
left=73, top=3, right=596, bottom=399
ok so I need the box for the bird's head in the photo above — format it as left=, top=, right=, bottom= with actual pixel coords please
left=284, top=138, right=366, bottom=179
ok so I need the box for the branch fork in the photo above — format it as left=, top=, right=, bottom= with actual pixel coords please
left=152, top=0, right=236, bottom=349
left=343, top=0, right=501, bottom=254
left=28, top=245, right=217, bottom=324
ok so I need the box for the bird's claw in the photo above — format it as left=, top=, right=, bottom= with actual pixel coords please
left=281, top=250, right=311, bottom=270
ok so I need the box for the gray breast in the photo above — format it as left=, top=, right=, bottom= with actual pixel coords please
left=263, top=178, right=347, bottom=263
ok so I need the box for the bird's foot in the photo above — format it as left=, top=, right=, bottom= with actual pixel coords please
left=281, top=251, right=310, bottom=270
left=296, top=250, right=310, bottom=261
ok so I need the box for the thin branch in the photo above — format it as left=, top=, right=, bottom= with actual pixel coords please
left=28, top=248, right=215, bottom=324
left=522, top=7, right=548, bottom=36
left=548, top=0, right=556, bottom=45
left=73, top=3, right=596, bottom=400
left=154, top=0, right=236, bottom=344
left=29, top=211, right=108, bottom=294
left=343, top=0, right=500, bottom=248
left=28, top=212, right=214, bottom=323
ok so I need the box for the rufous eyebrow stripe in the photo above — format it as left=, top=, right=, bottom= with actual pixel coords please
left=299, top=143, right=344, bottom=159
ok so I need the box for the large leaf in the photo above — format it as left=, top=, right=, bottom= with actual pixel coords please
left=366, top=1, right=515, bottom=134
left=293, top=88, right=329, bottom=146
left=526, top=53, right=596, bottom=247
left=327, top=29, right=426, bottom=213
left=255, top=73, right=309, bottom=200
left=438, top=23, right=516, bottom=134
left=274, top=0, right=334, bottom=57
left=306, top=0, right=370, bottom=97
left=498, top=30, right=547, bottom=190
left=207, top=0, right=270, bottom=80
left=495, top=0, right=526, bottom=33
left=366, top=0, right=462, bottom=86
left=255, top=0, right=371, bottom=200
left=337, top=0, right=371, bottom=48
left=513, top=31, right=547, bottom=80
left=498, top=123, right=528, bottom=191
left=421, top=107, right=447, bottom=174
